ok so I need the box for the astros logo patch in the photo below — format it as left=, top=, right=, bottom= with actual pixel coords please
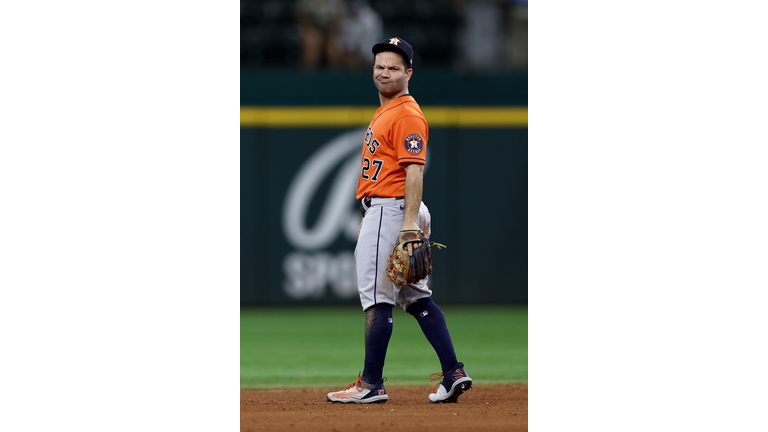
left=404, top=134, right=423, bottom=154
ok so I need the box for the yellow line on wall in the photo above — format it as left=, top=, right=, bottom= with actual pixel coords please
left=240, top=107, right=528, bottom=127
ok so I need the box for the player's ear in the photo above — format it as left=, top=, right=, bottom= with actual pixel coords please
left=405, top=68, right=412, bottom=81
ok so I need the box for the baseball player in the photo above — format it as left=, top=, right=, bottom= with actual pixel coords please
left=326, top=37, right=472, bottom=404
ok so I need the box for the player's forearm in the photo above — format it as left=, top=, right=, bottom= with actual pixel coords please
left=401, top=164, right=423, bottom=230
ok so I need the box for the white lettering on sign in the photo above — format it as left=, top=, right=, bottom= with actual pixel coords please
left=282, top=128, right=365, bottom=250
left=281, top=129, right=366, bottom=300
left=283, top=251, right=358, bottom=300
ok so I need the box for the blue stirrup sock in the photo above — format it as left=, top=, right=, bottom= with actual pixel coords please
left=362, top=303, right=394, bottom=385
left=407, top=297, right=459, bottom=376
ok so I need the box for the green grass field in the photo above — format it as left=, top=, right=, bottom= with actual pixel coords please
left=241, top=305, right=527, bottom=390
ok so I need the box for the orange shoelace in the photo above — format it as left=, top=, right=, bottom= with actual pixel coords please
left=429, top=372, right=443, bottom=393
left=342, top=373, right=364, bottom=391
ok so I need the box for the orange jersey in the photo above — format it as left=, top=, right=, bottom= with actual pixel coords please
left=356, top=95, right=428, bottom=201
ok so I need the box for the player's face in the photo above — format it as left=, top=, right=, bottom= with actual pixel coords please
left=373, top=52, right=412, bottom=97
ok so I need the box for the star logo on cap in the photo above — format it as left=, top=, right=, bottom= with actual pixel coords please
left=389, top=37, right=401, bottom=46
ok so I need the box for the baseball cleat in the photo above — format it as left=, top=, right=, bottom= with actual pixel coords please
left=428, top=362, right=472, bottom=403
left=326, top=373, right=388, bottom=404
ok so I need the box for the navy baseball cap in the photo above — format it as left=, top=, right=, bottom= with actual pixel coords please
left=372, top=37, right=414, bottom=69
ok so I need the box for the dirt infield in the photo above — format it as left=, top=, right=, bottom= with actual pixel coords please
left=241, top=384, right=527, bottom=432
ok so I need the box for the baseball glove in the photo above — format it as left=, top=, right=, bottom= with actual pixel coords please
left=386, top=230, right=446, bottom=285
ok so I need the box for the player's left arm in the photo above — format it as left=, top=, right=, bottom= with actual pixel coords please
left=392, top=114, right=428, bottom=255
left=401, top=162, right=424, bottom=255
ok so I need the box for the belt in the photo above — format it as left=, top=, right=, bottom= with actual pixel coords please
left=360, top=196, right=404, bottom=216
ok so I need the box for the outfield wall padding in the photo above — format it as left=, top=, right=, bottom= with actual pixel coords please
left=241, top=126, right=527, bottom=306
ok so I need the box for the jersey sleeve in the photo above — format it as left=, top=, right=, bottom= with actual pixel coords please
left=391, top=115, right=428, bottom=166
